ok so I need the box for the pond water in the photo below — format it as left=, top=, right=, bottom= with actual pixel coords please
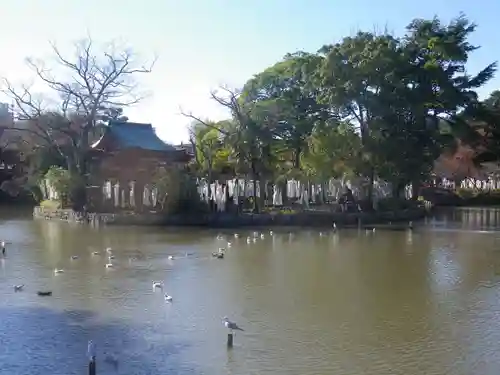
left=1, top=207, right=500, bottom=374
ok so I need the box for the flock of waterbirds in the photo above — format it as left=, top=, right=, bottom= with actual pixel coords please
left=7, top=220, right=394, bottom=297
left=5, top=219, right=412, bottom=301
left=0, top=222, right=413, bottom=369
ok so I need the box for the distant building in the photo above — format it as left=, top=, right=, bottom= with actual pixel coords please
left=88, top=121, right=191, bottom=212
left=174, top=142, right=194, bottom=157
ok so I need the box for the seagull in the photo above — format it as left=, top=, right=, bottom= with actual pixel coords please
left=269, top=230, right=273, bottom=236
left=260, top=234, right=265, bottom=239
left=164, top=294, right=173, bottom=302
left=87, top=340, right=96, bottom=360
left=223, top=316, right=244, bottom=332
left=54, top=268, right=64, bottom=274
left=252, top=238, right=257, bottom=243
left=246, top=237, right=251, bottom=244
left=168, top=255, right=174, bottom=260
left=234, top=234, right=239, bottom=238
left=92, top=251, right=100, bottom=256
left=14, top=284, right=24, bottom=292
left=105, top=263, right=114, bottom=268
left=70, top=255, right=79, bottom=260
left=106, top=247, right=113, bottom=255
left=227, top=242, right=232, bottom=248
left=108, top=255, right=115, bottom=260
left=152, top=281, right=163, bottom=289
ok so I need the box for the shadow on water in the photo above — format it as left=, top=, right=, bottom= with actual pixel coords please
left=0, top=305, right=197, bottom=375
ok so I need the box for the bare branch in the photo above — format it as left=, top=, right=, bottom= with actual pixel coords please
left=179, top=107, right=230, bottom=135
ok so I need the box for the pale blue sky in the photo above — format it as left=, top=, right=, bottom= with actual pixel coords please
left=0, top=0, right=498, bottom=144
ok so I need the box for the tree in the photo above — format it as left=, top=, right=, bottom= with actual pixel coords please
left=242, top=52, right=328, bottom=170
left=302, top=122, right=362, bottom=181
left=183, top=87, right=274, bottom=212
left=2, top=37, right=155, bottom=209
left=374, top=15, right=496, bottom=196
left=315, top=32, right=402, bottom=202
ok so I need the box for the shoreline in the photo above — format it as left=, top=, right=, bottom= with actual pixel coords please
left=33, top=205, right=429, bottom=228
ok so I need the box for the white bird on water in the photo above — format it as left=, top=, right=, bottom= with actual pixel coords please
left=106, top=247, right=113, bottom=254
left=223, top=316, right=244, bottom=332
left=105, top=263, right=114, bottom=268
left=168, top=255, right=174, bottom=260
left=87, top=340, right=96, bottom=360
left=164, top=294, right=173, bottom=302
left=54, top=268, right=64, bottom=274
left=152, top=281, right=163, bottom=289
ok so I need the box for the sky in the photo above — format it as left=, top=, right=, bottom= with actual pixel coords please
left=0, top=0, right=499, bottom=144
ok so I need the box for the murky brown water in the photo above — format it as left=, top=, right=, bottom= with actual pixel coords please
left=2, top=207, right=500, bottom=374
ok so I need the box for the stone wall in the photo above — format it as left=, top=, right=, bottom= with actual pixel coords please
left=33, top=205, right=427, bottom=228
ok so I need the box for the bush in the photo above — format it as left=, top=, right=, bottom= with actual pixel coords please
left=44, top=166, right=85, bottom=209
left=152, top=167, right=207, bottom=215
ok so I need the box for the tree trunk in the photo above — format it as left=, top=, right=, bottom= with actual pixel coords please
left=251, top=160, right=259, bottom=213
left=411, top=179, right=421, bottom=200
left=366, top=166, right=375, bottom=207
left=294, top=146, right=301, bottom=169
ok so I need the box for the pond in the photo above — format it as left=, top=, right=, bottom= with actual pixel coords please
left=1, top=207, right=500, bottom=374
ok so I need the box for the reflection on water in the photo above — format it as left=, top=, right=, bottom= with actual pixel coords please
left=1, top=208, right=500, bottom=374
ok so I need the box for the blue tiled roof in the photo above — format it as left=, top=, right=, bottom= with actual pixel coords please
left=107, top=121, right=177, bottom=152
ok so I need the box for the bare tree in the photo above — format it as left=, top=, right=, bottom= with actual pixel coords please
left=181, top=87, right=271, bottom=212
left=3, top=37, right=154, bottom=163
left=1, top=37, right=155, bottom=208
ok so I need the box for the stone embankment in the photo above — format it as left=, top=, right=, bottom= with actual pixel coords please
left=33, top=205, right=428, bottom=228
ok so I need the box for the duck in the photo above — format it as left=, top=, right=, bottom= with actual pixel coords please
left=164, top=294, right=173, bottom=302
left=152, top=281, right=164, bottom=289
left=37, top=291, right=52, bottom=296
left=212, top=249, right=225, bottom=259
left=70, top=255, right=79, bottom=260
left=14, top=284, right=24, bottom=292
left=54, top=268, right=64, bottom=274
